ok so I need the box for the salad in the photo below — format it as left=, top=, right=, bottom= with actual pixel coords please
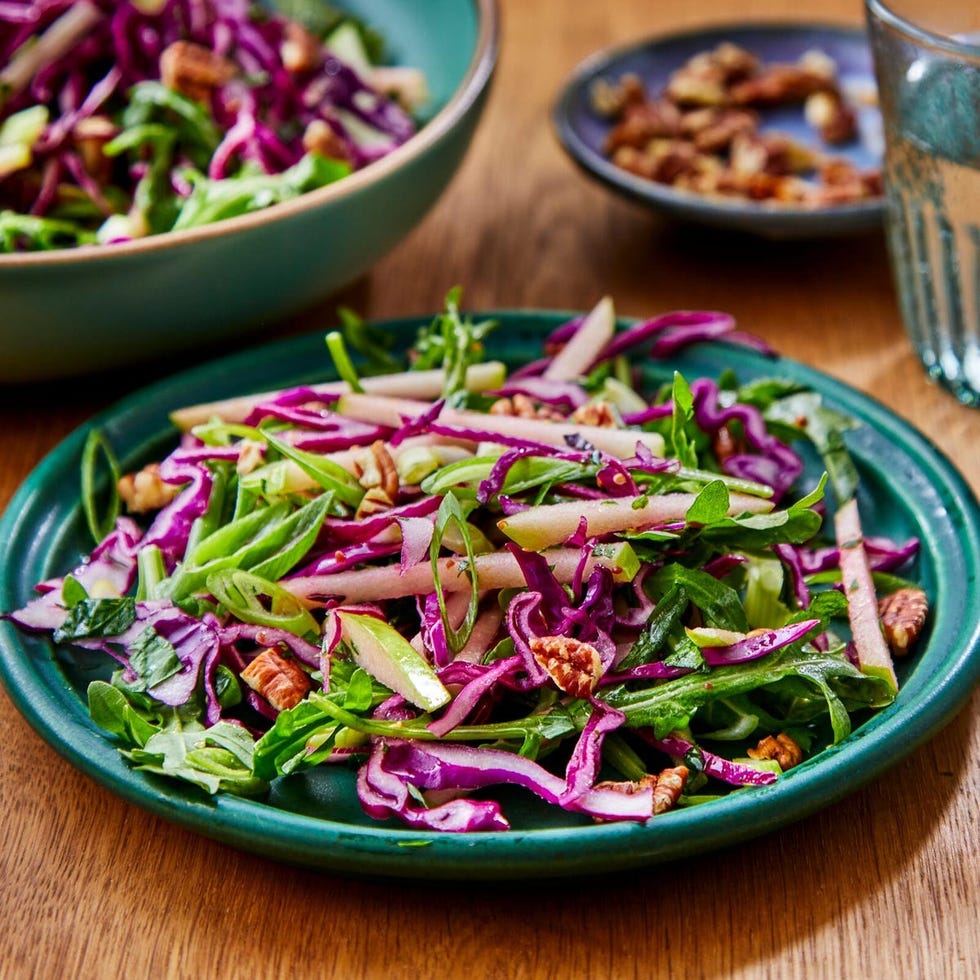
left=5, top=294, right=928, bottom=832
left=0, top=0, right=425, bottom=252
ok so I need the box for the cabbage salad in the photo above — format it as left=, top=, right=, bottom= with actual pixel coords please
left=0, top=0, right=425, bottom=251
left=7, top=294, right=924, bottom=832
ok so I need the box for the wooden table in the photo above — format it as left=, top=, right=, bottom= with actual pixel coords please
left=3, top=0, right=979, bottom=976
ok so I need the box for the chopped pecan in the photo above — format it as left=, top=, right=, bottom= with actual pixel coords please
left=604, top=99, right=684, bottom=151
left=355, top=440, right=400, bottom=501
left=280, top=20, right=322, bottom=74
left=159, top=41, right=235, bottom=102
left=235, top=440, right=265, bottom=476
left=730, top=131, right=816, bottom=178
left=666, top=69, right=729, bottom=108
left=570, top=401, right=618, bottom=428
left=748, top=732, right=803, bottom=770
left=878, top=587, right=928, bottom=657
left=529, top=635, right=603, bottom=699
left=117, top=462, right=179, bottom=514
left=652, top=765, right=689, bottom=815
left=488, top=394, right=563, bottom=421
left=804, top=91, right=857, bottom=144
left=356, top=485, right=396, bottom=519
left=730, top=63, right=835, bottom=106
left=612, top=138, right=700, bottom=185
left=241, top=648, right=311, bottom=712
left=666, top=43, right=758, bottom=107
left=682, top=107, right=759, bottom=153
left=711, top=423, right=744, bottom=462
left=589, top=72, right=647, bottom=117
left=73, top=114, right=117, bottom=183
left=302, top=118, right=351, bottom=164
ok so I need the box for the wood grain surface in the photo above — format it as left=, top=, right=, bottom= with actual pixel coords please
left=2, top=1, right=979, bottom=977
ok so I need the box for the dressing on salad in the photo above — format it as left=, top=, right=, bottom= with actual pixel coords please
left=6, top=293, right=927, bottom=832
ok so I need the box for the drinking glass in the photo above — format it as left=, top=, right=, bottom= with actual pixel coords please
left=866, top=0, right=980, bottom=405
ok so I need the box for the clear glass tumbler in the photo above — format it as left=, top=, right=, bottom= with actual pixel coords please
left=866, top=0, right=980, bottom=405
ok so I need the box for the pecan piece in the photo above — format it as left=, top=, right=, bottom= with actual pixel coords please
left=804, top=91, right=857, bottom=144
left=529, top=635, right=603, bottom=699
left=355, top=440, right=400, bottom=501
left=302, top=118, right=352, bottom=163
left=117, top=462, right=179, bottom=514
left=748, top=732, right=803, bottom=771
left=73, top=114, right=117, bottom=183
left=488, top=394, right=563, bottom=421
left=589, top=72, right=647, bottom=117
left=241, top=648, right=311, bottom=712
left=730, top=63, right=835, bottom=106
left=570, top=401, right=618, bottom=428
left=280, top=21, right=322, bottom=74
left=652, top=765, right=689, bottom=815
left=682, top=107, right=759, bottom=153
left=159, top=41, right=235, bottom=103
left=603, top=98, right=684, bottom=151
left=878, top=587, right=928, bottom=657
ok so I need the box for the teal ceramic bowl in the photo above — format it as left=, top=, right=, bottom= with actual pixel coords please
left=0, top=0, right=498, bottom=383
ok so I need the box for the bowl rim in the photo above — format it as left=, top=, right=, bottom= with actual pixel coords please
left=0, top=0, right=499, bottom=268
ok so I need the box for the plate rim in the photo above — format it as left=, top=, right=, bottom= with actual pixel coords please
left=2, top=310, right=979, bottom=879
left=552, top=21, right=884, bottom=235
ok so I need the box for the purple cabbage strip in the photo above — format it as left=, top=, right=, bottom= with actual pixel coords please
left=798, top=535, right=920, bottom=576
left=427, top=655, right=524, bottom=737
left=774, top=543, right=810, bottom=609
left=6, top=518, right=142, bottom=632
left=690, top=377, right=803, bottom=501
left=702, top=554, right=747, bottom=580
left=699, top=619, right=819, bottom=666
left=360, top=709, right=654, bottom=830
left=488, top=377, right=588, bottom=411
left=218, top=621, right=320, bottom=668
left=651, top=733, right=778, bottom=787
left=141, top=455, right=214, bottom=565
left=594, top=311, right=736, bottom=365
left=292, top=538, right=401, bottom=577
left=356, top=741, right=511, bottom=832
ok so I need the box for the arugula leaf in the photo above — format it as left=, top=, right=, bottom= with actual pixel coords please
left=606, top=646, right=894, bottom=740
left=685, top=479, right=730, bottom=525
left=0, top=211, right=98, bottom=252
left=667, top=372, right=699, bottom=469
left=336, top=306, right=402, bottom=375
left=172, top=154, right=351, bottom=231
left=410, top=287, right=496, bottom=405
left=618, top=584, right=689, bottom=669
left=766, top=392, right=860, bottom=505
left=651, top=566, right=749, bottom=633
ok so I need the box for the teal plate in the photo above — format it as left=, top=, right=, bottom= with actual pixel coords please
left=2, top=312, right=979, bottom=879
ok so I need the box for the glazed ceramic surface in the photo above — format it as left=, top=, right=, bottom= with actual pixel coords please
left=2, top=311, right=978, bottom=879
left=0, top=0, right=498, bottom=382
left=554, top=23, right=883, bottom=238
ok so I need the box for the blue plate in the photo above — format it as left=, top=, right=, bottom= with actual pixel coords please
left=1, top=312, right=979, bottom=879
left=554, top=23, right=884, bottom=238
